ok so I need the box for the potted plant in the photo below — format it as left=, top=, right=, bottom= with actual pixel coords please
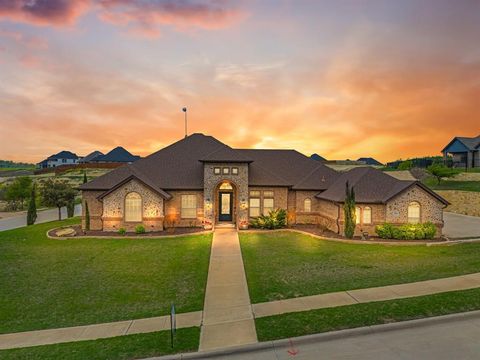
left=203, top=218, right=213, bottom=230
left=239, top=219, right=249, bottom=230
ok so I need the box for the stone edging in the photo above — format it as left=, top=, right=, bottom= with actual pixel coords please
left=45, top=227, right=213, bottom=240
left=242, top=228, right=445, bottom=246
left=150, top=310, right=480, bottom=360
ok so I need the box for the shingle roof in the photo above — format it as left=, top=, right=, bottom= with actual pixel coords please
left=46, top=150, right=78, bottom=160
left=357, top=157, right=383, bottom=166
left=310, top=153, right=327, bottom=162
left=442, top=136, right=480, bottom=152
left=79, top=150, right=103, bottom=163
left=200, top=146, right=253, bottom=163
left=94, top=147, right=140, bottom=163
left=316, top=167, right=448, bottom=204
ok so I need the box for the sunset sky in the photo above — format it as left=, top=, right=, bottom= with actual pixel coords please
left=1, top=0, right=479, bottom=163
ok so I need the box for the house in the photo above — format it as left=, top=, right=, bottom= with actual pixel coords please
left=79, top=133, right=448, bottom=236
left=441, top=135, right=480, bottom=168
left=91, top=146, right=140, bottom=163
left=310, top=153, right=327, bottom=162
left=78, top=151, right=103, bottom=163
left=357, top=157, right=383, bottom=166
left=37, top=151, right=79, bottom=168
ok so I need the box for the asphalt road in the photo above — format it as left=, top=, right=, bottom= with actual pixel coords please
left=185, top=313, right=480, bottom=360
left=0, top=204, right=82, bottom=231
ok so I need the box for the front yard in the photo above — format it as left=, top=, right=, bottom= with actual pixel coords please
left=0, top=218, right=212, bottom=334
left=239, top=231, right=480, bottom=303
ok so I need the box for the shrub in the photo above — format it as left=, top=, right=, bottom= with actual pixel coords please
left=343, top=181, right=356, bottom=239
left=66, top=199, right=75, bottom=218
left=118, top=228, right=126, bottom=236
left=250, top=209, right=287, bottom=229
left=375, top=222, right=437, bottom=240
left=135, top=225, right=146, bottom=234
left=84, top=201, right=90, bottom=231
left=27, top=185, right=37, bottom=226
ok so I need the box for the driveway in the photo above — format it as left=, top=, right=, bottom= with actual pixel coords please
left=443, top=212, right=480, bottom=239
left=0, top=204, right=82, bottom=232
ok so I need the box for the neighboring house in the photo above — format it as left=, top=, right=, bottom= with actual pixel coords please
left=310, top=153, right=327, bottom=162
left=91, top=147, right=140, bottom=163
left=79, top=133, right=448, bottom=236
left=441, top=135, right=480, bottom=168
left=37, top=151, right=79, bottom=168
left=357, top=157, right=383, bottom=166
left=78, top=151, right=103, bottom=163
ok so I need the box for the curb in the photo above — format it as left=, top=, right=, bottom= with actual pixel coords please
left=147, top=310, right=480, bottom=359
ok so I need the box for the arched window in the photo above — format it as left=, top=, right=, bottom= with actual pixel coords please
left=125, top=192, right=142, bottom=222
left=304, top=198, right=312, bottom=212
left=408, top=202, right=421, bottom=223
left=363, top=206, right=372, bottom=224
left=355, top=207, right=361, bottom=224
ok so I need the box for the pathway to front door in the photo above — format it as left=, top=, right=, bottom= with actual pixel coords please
left=199, top=228, right=257, bottom=351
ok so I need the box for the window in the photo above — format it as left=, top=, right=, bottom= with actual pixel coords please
left=249, top=190, right=260, bottom=197
left=263, top=190, right=274, bottom=197
left=263, top=198, right=274, bottom=215
left=408, top=202, right=421, bottom=223
left=181, top=195, right=197, bottom=219
left=62, top=159, right=67, bottom=163
left=249, top=198, right=260, bottom=217
left=304, top=198, right=312, bottom=212
left=222, top=167, right=230, bottom=175
left=355, top=207, right=361, bottom=224
left=363, top=206, right=372, bottom=224
left=125, top=192, right=142, bottom=222
left=219, top=182, right=233, bottom=190
left=232, top=167, right=239, bottom=175
left=214, top=167, right=221, bottom=175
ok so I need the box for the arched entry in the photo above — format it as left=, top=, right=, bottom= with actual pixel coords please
left=215, top=181, right=236, bottom=223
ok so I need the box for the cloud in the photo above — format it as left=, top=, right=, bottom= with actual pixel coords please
left=0, top=0, right=90, bottom=26
left=0, top=0, right=245, bottom=37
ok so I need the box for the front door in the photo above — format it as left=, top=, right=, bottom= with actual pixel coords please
left=218, top=192, right=233, bottom=222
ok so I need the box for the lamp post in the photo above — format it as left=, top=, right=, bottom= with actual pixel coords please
left=182, top=107, right=187, bottom=138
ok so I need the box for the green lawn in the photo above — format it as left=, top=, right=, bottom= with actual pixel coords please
left=239, top=231, right=480, bottom=303
left=0, top=218, right=212, bottom=334
left=256, top=288, right=480, bottom=341
left=422, top=177, right=480, bottom=192
left=0, top=327, right=199, bottom=360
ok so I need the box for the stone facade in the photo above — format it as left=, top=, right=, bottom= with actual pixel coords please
left=248, top=186, right=288, bottom=218
left=82, top=190, right=104, bottom=230
left=102, top=179, right=164, bottom=232
left=203, top=163, right=249, bottom=229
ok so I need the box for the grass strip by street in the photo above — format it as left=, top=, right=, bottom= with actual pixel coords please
left=255, top=287, right=480, bottom=341
left=0, top=327, right=199, bottom=360
left=0, top=218, right=212, bottom=334
left=240, top=231, right=480, bottom=303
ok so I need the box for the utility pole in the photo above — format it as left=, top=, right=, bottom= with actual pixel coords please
left=182, top=107, right=187, bottom=138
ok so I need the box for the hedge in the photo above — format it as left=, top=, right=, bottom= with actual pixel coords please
left=375, top=222, right=437, bottom=240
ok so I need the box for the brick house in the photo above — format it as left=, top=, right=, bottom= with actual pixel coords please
left=80, top=133, right=448, bottom=236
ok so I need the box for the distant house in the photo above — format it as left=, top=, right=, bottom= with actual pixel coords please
left=79, top=151, right=104, bottom=164
left=357, top=157, right=383, bottom=166
left=37, top=151, right=79, bottom=169
left=310, top=153, right=327, bottom=162
left=91, top=147, right=140, bottom=164
left=442, top=135, right=480, bottom=168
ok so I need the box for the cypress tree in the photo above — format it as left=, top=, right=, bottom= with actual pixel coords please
left=27, top=184, right=37, bottom=226
left=85, top=201, right=90, bottom=231
left=83, top=171, right=88, bottom=184
left=343, top=181, right=356, bottom=239
left=67, top=199, right=75, bottom=218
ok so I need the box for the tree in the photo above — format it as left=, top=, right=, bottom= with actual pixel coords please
left=67, top=199, right=75, bottom=218
left=5, top=176, right=32, bottom=210
left=344, top=181, right=356, bottom=239
left=427, top=164, right=459, bottom=184
left=397, top=160, right=413, bottom=170
left=84, top=201, right=90, bottom=231
left=27, top=184, right=37, bottom=225
left=83, top=171, right=88, bottom=184
left=41, top=179, right=77, bottom=220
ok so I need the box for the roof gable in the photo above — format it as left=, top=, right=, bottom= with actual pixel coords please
left=442, top=136, right=480, bottom=152
left=95, top=147, right=140, bottom=163
left=47, top=150, right=78, bottom=160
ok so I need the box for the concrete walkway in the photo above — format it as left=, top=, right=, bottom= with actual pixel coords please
left=199, top=228, right=257, bottom=351
left=0, top=312, right=202, bottom=350
left=253, top=272, right=480, bottom=318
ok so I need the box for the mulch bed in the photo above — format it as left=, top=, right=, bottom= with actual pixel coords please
left=291, top=225, right=445, bottom=243
left=48, top=225, right=206, bottom=238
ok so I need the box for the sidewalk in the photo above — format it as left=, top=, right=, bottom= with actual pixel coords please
left=199, top=228, right=257, bottom=351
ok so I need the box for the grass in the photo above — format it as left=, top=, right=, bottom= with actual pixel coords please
left=422, top=177, right=480, bottom=192
left=0, top=327, right=199, bottom=360
left=239, top=231, right=480, bottom=303
left=256, top=288, right=480, bottom=341
left=0, top=218, right=212, bottom=334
